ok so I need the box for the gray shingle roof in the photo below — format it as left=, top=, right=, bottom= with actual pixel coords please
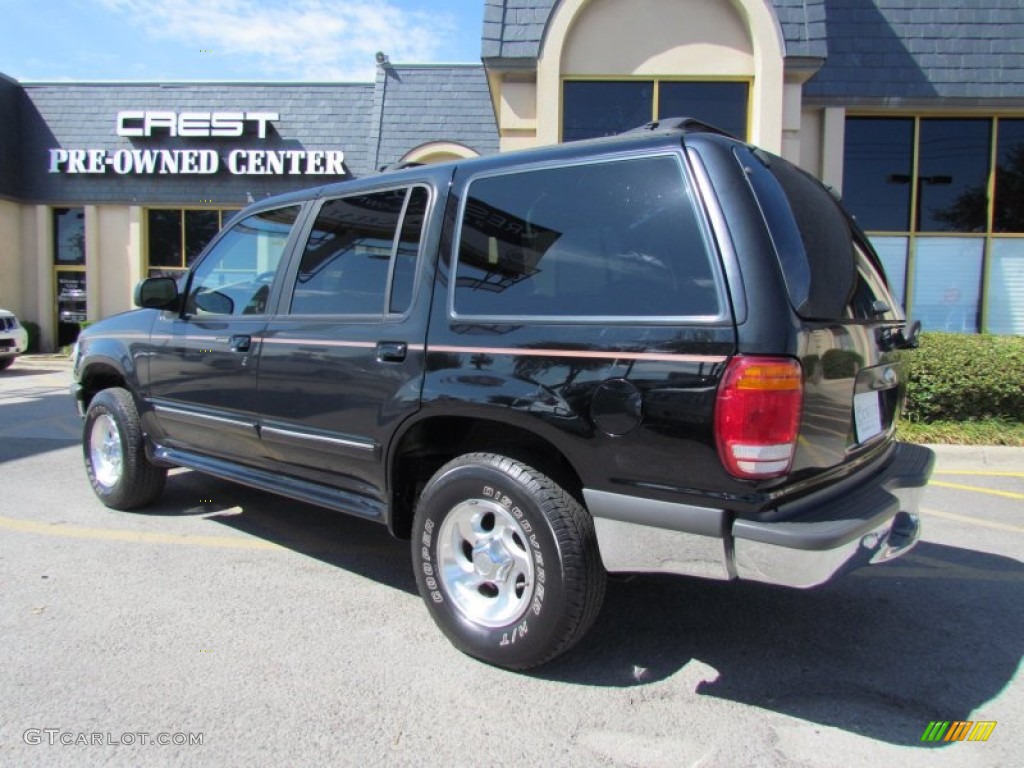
left=481, top=0, right=828, bottom=61
left=372, top=65, right=499, bottom=170
left=805, top=0, right=1024, bottom=100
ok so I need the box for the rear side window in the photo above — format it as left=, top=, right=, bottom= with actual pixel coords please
left=738, top=147, right=899, bottom=321
left=453, top=155, right=721, bottom=319
left=290, top=186, right=427, bottom=316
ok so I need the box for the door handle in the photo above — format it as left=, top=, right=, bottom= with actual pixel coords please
left=229, top=335, right=252, bottom=352
left=376, top=341, right=407, bottom=363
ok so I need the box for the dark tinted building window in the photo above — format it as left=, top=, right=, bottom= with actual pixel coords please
left=53, top=208, right=85, bottom=265
left=994, top=118, right=1024, bottom=233
left=185, top=210, right=221, bottom=265
left=455, top=155, right=719, bottom=319
left=147, top=208, right=237, bottom=277
left=658, top=81, right=749, bottom=140
left=562, top=81, right=653, bottom=142
left=291, top=188, right=426, bottom=316
left=918, top=118, right=990, bottom=233
left=842, top=118, right=913, bottom=232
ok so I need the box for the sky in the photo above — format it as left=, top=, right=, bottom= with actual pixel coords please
left=0, top=0, right=485, bottom=83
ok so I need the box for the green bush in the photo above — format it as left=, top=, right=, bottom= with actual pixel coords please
left=903, top=332, right=1024, bottom=423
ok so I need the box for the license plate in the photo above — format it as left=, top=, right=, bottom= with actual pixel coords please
left=854, top=390, right=883, bottom=443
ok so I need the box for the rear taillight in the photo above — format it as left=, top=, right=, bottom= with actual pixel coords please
left=715, top=356, right=803, bottom=479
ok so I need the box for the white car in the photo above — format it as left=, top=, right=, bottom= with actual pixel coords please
left=0, top=309, right=29, bottom=370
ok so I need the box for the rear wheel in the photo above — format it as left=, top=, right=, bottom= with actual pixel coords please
left=412, top=453, right=605, bottom=669
left=83, top=388, right=166, bottom=510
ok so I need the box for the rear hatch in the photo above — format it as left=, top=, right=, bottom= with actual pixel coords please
left=737, top=145, right=909, bottom=486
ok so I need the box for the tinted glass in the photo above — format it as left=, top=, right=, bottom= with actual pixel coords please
left=918, top=118, right=990, bottom=233
left=390, top=187, right=428, bottom=314
left=455, top=155, right=719, bottom=318
left=994, top=119, right=1024, bottom=233
left=291, top=190, right=407, bottom=315
left=186, top=206, right=300, bottom=317
left=658, top=81, right=749, bottom=140
left=562, top=81, right=653, bottom=142
left=184, top=210, right=221, bottom=266
left=842, top=118, right=913, bottom=232
left=53, top=208, right=85, bottom=265
left=742, top=147, right=898, bottom=321
left=148, top=210, right=182, bottom=268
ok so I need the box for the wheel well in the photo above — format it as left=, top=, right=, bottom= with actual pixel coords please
left=80, top=364, right=127, bottom=409
left=389, top=416, right=584, bottom=539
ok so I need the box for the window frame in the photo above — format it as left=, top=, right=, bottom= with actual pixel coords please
left=448, top=151, right=729, bottom=326
left=284, top=183, right=433, bottom=320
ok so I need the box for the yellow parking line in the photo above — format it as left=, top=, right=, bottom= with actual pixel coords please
left=0, top=514, right=280, bottom=550
left=921, top=507, right=1024, bottom=534
left=934, top=470, right=1024, bottom=478
left=930, top=480, right=1024, bottom=500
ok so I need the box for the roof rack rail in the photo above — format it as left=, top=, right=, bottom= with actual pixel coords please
left=623, top=116, right=737, bottom=139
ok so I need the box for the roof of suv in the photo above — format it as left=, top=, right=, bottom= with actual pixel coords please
left=241, top=120, right=746, bottom=216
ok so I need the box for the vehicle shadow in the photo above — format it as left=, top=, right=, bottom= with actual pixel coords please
left=537, top=542, right=1022, bottom=746
left=145, top=471, right=1020, bottom=747
left=142, top=470, right=419, bottom=596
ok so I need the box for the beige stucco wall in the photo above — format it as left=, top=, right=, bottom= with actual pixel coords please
left=523, top=0, right=786, bottom=151
left=94, top=205, right=140, bottom=319
left=561, top=0, right=755, bottom=76
left=0, top=199, right=23, bottom=315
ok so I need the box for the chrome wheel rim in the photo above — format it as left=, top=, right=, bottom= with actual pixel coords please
left=437, top=498, right=536, bottom=628
left=89, top=413, right=123, bottom=490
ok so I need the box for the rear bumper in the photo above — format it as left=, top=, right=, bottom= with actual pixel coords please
left=587, top=442, right=934, bottom=589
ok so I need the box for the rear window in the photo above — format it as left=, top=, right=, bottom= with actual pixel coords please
left=453, top=154, right=722, bottom=320
left=737, top=147, right=900, bottom=322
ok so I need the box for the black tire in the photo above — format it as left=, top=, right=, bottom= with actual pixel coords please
left=412, top=452, right=605, bottom=669
left=0, top=357, right=14, bottom=370
left=83, top=387, right=166, bottom=510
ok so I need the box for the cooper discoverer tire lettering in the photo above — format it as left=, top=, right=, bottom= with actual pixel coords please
left=83, top=387, right=167, bottom=510
left=411, top=453, right=605, bottom=669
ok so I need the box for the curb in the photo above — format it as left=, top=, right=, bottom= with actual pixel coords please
left=926, top=444, right=1024, bottom=472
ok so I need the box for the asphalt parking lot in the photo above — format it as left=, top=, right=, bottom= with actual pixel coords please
left=1, top=357, right=1021, bottom=767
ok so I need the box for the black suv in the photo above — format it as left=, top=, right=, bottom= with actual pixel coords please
left=72, top=120, right=933, bottom=669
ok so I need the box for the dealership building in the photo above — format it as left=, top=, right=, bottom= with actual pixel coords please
left=1, top=0, right=1023, bottom=349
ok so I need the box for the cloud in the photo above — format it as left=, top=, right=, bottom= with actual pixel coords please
left=96, top=0, right=456, bottom=81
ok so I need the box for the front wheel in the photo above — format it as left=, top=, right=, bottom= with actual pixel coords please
left=412, top=453, right=605, bottom=669
left=83, top=388, right=166, bottom=510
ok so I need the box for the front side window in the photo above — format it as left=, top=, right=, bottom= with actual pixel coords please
left=186, top=206, right=301, bottom=317
left=454, top=155, right=720, bottom=319
left=290, top=186, right=428, bottom=316
left=147, top=208, right=239, bottom=278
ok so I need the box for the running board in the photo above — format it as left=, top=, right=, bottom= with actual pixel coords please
left=152, top=445, right=386, bottom=522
